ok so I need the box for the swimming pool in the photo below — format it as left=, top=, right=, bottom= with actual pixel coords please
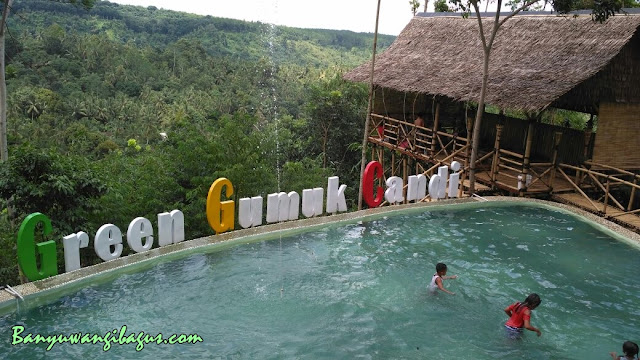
left=1, top=201, right=638, bottom=359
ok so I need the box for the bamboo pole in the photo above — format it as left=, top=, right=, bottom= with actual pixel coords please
left=520, top=118, right=535, bottom=196
left=431, top=102, right=440, bottom=155
left=391, top=152, right=396, bottom=177
left=357, top=0, right=382, bottom=210
left=549, top=131, right=562, bottom=193
left=491, top=124, right=503, bottom=189
left=403, top=157, right=408, bottom=204
left=610, top=207, right=640, bottom=217
left=459, top=116, right=473, bottom=197
left=560, top=164, right=640, bottom=191
left=629, top=178, right=637, bottom=212
left=586, top=172, right=625, bottom=210
left=558, top=168, right=601, bottom=212
left=584, top=161, right=640, bottom=181
left=604, top=177, right=610, bottom=214
left=378, top=147, right=385, bottom=186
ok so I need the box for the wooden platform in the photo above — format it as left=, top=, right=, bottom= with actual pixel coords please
left=553, top=193, right=640, bottom=230
left=474, top=168, right=576, bottom=195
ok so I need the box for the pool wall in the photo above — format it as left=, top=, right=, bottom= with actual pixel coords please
left=0, top=196, right=638, bottom=313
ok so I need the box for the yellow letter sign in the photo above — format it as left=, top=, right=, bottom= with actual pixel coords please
left=206, top=178, right=235, bottom=234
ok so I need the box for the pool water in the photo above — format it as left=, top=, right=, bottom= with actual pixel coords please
left=1, top=203, right=638, bottom=359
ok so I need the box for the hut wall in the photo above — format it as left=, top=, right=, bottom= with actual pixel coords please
left=373, top=88, right=430, bottom=122
left=373, top=88, right=466, bottom=130
left=481, top=113, right=586, bottom=164
left=592, top=102, right=640, bottom=169
left=553, top=31, right=640, bottom=114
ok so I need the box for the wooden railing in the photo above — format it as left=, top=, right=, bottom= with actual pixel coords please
left=558, top=162, right=640, bottom=215
left=369, top=113, right=468, bottom=166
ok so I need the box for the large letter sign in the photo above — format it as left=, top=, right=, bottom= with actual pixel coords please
left=238, top=196, right=263, bottom=228
left=17, top=213, right=58, bottom=281
left=301, top=188, right=324, bottom=218
left=363, top=161, right=384, bottom=208
left=326, top=177, right=347, bottom=213
left=428, top=162, right=462, bottom=200
left=206, top=178, right=235, bottom=234
left=385, top=176, right=404, bottom=204
left=407, top=174, right=427, bottom=202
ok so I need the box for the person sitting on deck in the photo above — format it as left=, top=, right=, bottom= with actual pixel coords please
left=399, top=113, right=426, bottom=149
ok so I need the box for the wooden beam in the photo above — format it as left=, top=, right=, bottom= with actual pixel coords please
left=403, top=156, right=408, bottom=204
left=586, top=172, right=625, bottom=211
left=603, top=177, right=611, bottom=214
left=430, top=102, right=440, bottom=154
left=629, top=178, right=637, bottom=212
left=558, top=167, right=601, bottom=212
left=584, top=161, right=640, bottom=181
left=491, top=124, right=503, bottom=188
left=549, top=131, right=562, bottom=193
left=560, top=164, right=640, bottom=191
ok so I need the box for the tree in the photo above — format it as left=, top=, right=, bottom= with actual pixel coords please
left=410, top=0, right=421, bottom=15
left=435, top=0, right=453, bottom=12
left=0, top=0, right=94, bottom=163
left=444, top=0, right=622, bottom=194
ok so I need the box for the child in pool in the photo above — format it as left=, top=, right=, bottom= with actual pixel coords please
left=610, top=341, right=639, bottom=360
left=504, top=293, right=542, bottom=338
left=429, top=263, right=457, bottom=295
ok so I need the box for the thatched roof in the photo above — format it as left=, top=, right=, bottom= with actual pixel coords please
left=344, top=12, right=640, bottom=113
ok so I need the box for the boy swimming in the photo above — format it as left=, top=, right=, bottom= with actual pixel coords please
left=428, top=263, right=457, bottom=295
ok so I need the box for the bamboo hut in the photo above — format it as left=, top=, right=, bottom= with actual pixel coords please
left=344, top=10, right=640, bottom=230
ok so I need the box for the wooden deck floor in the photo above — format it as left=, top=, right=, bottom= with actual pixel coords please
left=553, top=193, right=640, bottom=230
left=474, top=169, right=576, bottom=194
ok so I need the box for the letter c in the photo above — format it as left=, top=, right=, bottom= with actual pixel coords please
left=363, top=161, right=384, bottom=208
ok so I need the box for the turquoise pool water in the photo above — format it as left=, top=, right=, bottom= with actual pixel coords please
left=1, top=203, right=638, bottom=359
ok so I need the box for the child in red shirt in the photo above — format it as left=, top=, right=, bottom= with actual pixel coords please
left=504, top=293, right=542, bottom=338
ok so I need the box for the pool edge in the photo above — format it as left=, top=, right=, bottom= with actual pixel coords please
left=0, top=197, right=637, bottom=312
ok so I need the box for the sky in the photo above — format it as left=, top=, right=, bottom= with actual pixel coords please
left=108, top=0, right=422, bottom=36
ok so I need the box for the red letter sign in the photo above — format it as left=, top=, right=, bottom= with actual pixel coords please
left=363, top=161, right=384, bottom=208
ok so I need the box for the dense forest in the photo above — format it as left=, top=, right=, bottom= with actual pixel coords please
left=0, top=0, right=396, bottom=284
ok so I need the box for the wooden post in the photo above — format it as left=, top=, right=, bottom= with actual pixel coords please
left=357, top=0, right=382, bottom=211
left=430, top=102, right=440, bottom=155
left=391, top=151, right=396, bottom=177
left=578, top=128, right=593, bottom=187
left=491, top=124, right=504, bottom=189
left=549, top=131, right=563, bottom=193
left=629, top=178, right=637, bottom=211
left=459, top=116, right=473, bottom=197
left=378, top=147, right=385, bottom=188
left=584, top=113, right=594, bottom=160
left=521, top=118, right=535, bottom=196
left=403, top=156, right=408, bottom=204
left=604, top=176, right=610, bottom=214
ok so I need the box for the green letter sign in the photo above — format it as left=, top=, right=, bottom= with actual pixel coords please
left=17, top=213, right=58, bottom=281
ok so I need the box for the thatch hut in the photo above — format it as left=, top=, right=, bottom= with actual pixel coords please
left=346, top=10, right=640, bottom=165
left=345, top=11, right=640, bottom=229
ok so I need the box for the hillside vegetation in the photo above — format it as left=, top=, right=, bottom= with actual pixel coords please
left=0, top=0, right=395, bottom=284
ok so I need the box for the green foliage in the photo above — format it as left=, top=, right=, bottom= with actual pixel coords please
left=447, top=0, right=623, bottom=20
left=0, top=0, right=382, bottom=283
left=435, top=0, right=453, bottom=11
left=410, top=0, right=421, bottom=15
left=0, top=146, right=106, bottom=234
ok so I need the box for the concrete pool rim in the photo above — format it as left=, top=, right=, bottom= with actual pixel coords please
left=0, top=196, right=638, bottom=313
